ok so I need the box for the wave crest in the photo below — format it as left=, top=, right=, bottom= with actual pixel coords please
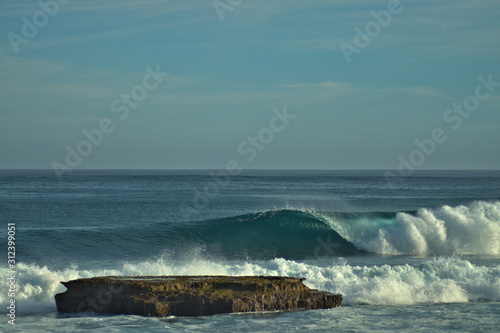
left=13, top=201, right=500, bottom=261
left=324, top=201, right=500, bottom=255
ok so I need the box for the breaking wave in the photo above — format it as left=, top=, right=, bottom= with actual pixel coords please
left=17, top=201, right=500, bottom=261
left=1, top=256, right=499, bottom=314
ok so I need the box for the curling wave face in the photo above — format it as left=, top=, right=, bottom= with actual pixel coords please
left=18, top=201, right=500, bottom=263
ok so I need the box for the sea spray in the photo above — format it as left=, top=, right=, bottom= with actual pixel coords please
left=318, top=201, right=500, bottom=255
left=2, top=256, right=499, bottom=314
left=14, top=201, right=500, bottom=265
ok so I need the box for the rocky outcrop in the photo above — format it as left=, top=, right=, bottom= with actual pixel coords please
left=55, top=275, right=342, bottom=317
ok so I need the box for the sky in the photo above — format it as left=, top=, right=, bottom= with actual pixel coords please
left=0, top=0, right=499, bottom=171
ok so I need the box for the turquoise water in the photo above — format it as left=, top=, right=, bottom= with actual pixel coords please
left=1, top=170, right=499, bottom=332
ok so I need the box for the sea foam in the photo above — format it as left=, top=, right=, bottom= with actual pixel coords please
left=2, top=256, right=499, bottom=314
left=319, top=201, right=500, bottom=255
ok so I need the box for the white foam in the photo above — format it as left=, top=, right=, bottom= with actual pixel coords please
left=0, top=263, right=122, bottom=314
left=1, top=255, right=499, bottom=313
left=323, top=201, right=500, bottom=255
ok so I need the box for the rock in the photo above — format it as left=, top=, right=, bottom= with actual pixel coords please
left=55, top=275, right=342, bottom=317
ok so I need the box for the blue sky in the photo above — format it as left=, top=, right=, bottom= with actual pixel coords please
left=1, top=0, right=499, bottom=170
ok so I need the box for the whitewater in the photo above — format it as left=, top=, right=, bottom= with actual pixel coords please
left=3, top=255, right=500, bottom=313
left=0, top=170, right=499, bottom=332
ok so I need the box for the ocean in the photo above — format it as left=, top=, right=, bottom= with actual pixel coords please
left=1, top=169, right=499, bottom=332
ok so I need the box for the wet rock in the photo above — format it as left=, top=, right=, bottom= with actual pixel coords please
left=55, top=275, right=342, bottom=317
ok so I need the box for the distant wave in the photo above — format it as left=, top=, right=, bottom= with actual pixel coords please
left=14, top=201, right=500, bottom=262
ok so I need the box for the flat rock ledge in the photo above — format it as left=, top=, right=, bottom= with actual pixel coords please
left=55, top=275, right=342, bottom=317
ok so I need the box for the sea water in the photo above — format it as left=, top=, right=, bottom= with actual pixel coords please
left=0, top=170, right=499, bottom=332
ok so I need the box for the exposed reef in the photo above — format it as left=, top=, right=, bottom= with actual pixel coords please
left=55, top=275, right=342, bottom=317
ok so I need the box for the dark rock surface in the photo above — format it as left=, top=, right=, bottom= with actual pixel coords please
left=55, top=275, right=342, bottom=317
